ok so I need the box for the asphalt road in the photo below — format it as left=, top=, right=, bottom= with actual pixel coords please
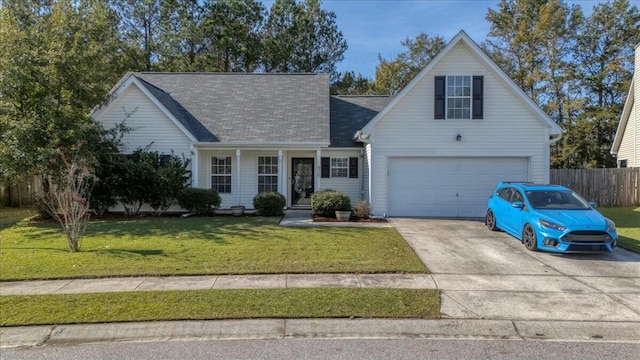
left=3, top=338, right=640, bottom=360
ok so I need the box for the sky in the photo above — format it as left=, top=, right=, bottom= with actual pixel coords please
left=261, top=0, right=605, bottom=78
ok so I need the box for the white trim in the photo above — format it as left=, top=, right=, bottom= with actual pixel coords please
left=191, top=145, right=199, bottom=187
left=194, top=142, right=330, bottom=149
left=611, top=73, right=635, bottom=155
left=278, top=150, right=284, bottom=195
left=360, top=30, right=562, bottom=136
left=236, top=149, right=241, bottom=205
left=316, top=149, right=322, bottom=191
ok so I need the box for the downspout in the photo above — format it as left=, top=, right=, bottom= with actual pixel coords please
left=354, top=131, right=373, bottom=212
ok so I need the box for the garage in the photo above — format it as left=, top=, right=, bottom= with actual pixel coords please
left=388, top=157, right=529, bottom=217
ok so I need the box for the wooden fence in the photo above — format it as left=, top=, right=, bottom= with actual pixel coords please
left=0, top=177, right=43, bottom=208
left=550, top=168, right=640, bottom=207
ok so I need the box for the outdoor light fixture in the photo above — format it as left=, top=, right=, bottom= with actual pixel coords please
left=456, top=133, right=462, bottom=141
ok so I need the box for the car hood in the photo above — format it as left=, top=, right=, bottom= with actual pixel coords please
left=537, top=209, right=607, bottom=227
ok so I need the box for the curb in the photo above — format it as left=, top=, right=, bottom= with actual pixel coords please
left=2, top=319, right=640, bottom=348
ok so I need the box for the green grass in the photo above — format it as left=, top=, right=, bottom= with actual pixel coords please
left=0, top=214, right=427, bottom=280
left=0, top=288, right=440, bottom=326
left=0, top=207, right=33, bottom=231
left=598, top=207, right=640, bottom=254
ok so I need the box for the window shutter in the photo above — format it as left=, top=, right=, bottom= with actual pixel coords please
left=349, top=157, right=358, bottom=178
left=321, top=157, right=330, bottom=178
left=472, top=76, right=483, bottom=119
left=434, top=76, right=446, bottom=119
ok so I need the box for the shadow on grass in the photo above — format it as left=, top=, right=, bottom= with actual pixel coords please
left=90, top=249, right=165, bottom=257
left=76, top=216, right=305, bottom=244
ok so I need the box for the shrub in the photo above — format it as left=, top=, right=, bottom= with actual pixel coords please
left=353, top=200, right=371, bottom=218
left=177, top=188, right=221, bottom=215
left=311, top=190, right=351, bottom=217
left=253, top=192, right=286, bottom=216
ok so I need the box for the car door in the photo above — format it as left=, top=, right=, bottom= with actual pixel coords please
left=506, top=189, right=528, bottom=239
left=494, top=188, right=514, bottom=233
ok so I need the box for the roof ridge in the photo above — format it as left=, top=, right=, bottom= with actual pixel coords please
left=137, top=72, right=325, bottom=76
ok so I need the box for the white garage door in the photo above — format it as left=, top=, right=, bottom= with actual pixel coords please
left=388, top=157, right=529, bottom=217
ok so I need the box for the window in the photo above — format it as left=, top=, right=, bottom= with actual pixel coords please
left=619, top=160, right=627, bottom=168
left=331, top=158, right=348, bottom=178
left=497, top=188, right=512, bottom=201
left=321, top=157, right=358, bottom=178
left=258, top=156, right=278, bottom=193
left=435, top=75, right=483, bottom=119
left=447, top=76, right=471, bottom=119
left=211, top=156, right=231, bottom=193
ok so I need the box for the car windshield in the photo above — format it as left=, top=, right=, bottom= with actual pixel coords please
left=525, top=190, right=591, bottom=210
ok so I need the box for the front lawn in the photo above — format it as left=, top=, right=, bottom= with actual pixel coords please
left=599, top=207, right=640, bottom=254
left=0, top=214, right=427, bottom=280
left=0, top=288, right=440, bottom=326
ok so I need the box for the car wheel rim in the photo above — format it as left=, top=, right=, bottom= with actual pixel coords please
left=524, top=227, right=534, bottom=247
left=487, top=211, right=495, bottom=228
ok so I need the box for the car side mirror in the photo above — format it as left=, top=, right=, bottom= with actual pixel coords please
left=512, top=201, right=525, bottom=209
left=589, top=202, right=597, bottom=208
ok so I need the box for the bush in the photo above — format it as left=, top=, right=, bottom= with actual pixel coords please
left=253, top=192, right=286, bottom=216
left=353, top=200, right=371, bottom=218
left=311, top=190, right=351, bottom=217
left=177, top=188, right=221, bottom=215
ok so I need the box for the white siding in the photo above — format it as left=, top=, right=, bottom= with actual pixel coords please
left=617, top=100, right=638, bottom=167
left=94, top=85, right=192, bottom=157
left=319, top=149, right=364, bottom=204
left=370, top=42, right=550, bottom=216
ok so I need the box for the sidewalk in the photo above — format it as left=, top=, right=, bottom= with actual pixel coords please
left=279, top=209, right=391, bottom=227
left=0, top=273, right=435, bottom=296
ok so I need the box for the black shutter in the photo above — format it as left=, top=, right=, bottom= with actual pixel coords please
left=321, top=157, right=330, bottom=178
left=349, top=157, right=358, bottom=178
left=472, top=76, right=483, bottom=119
left=434, top=76, right=446, bottom=119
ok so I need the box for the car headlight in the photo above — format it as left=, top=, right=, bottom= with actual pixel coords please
left=540, top=219, right=566, bottom=231
left=606, top=218, right=616, bottom=231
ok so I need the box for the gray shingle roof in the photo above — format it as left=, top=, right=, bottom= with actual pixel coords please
left=329, top=96, right=392, bottom=147
left=135, top=72, right=330, bottom=144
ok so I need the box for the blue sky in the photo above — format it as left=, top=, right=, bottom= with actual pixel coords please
left=262, top=0, right=602, bottom=78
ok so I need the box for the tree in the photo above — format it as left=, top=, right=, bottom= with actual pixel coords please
left=262, top=0, right=347, bottom=74
left=484, top=0, right=549, bottom=99
left=330, top=71, right=374, bottom=95
left=0, top=0, right=127, bottom=183
left=40, top=151, right=95, bottom=253
left=111, top=0, right=164, bottom=71
left=206, top=0, right=265, bottom=72
left=553, top=0, right=639, bottom=168
left=372, top=33, right=446, bottom=95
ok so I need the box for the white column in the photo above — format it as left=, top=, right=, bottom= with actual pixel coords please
left=278, top=149, right=283, bottom=195
left=236, top=149, right=241, bottom=206
left=191, top=146, right=199, bottom=187
left=316, top=148, right=321, bottom=191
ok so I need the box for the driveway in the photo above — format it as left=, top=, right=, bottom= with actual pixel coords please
left=390, top=218, right=640, bottom=322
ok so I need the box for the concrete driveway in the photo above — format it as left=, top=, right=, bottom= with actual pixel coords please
left=390, top=218, right=640, bottom=322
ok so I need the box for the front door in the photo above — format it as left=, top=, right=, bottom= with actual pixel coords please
left=292, top=158, right=314, bottom=205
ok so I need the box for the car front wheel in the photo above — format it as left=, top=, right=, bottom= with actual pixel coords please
left=486, top=209, right=498, bottom=231
left=522, top=224, right=538, bottom=251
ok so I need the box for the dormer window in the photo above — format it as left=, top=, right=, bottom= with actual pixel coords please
left=435, top=75, right=483, bottom=120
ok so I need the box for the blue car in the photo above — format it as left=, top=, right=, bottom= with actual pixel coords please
left=485, top=182, right=617, bottom=253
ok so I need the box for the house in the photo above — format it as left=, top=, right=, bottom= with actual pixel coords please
left=93, top=30, right=562, bottom=217
left=612, top=43, right=639, bottom=168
